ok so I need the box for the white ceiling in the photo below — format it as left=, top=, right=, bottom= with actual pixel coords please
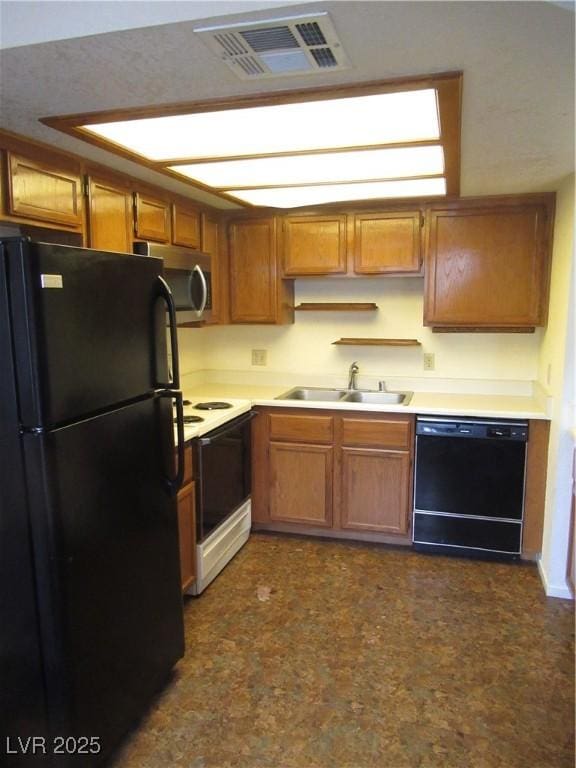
left=0, top=1, right=574, bottom=209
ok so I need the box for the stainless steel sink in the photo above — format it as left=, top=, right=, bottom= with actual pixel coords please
left=276, top=387, right=413, bottom=405
left=277, top=387, right=349, bottom=401
left=344, top=391, right=413, bottom=405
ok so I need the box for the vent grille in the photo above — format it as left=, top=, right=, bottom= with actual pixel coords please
left=240, top=26, right=299, bottom=52
left=235, top=56, right=267, bottom=76
left=311, top=47, right=338, bottom=68
left=214, top=32, right=249, bottom=57
left=195, top=12, right=349, bottom=80
left=296, top=22, right=327, bottom=46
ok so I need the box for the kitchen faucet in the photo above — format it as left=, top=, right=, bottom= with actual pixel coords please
left=348, top=361, right=359, bottom=390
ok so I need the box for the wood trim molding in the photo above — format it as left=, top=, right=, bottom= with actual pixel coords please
left=41, top=71, right=464, bottom=126
left=522, top=419, right=550, bottom=558
left=40, top=72, right=463, bottom=208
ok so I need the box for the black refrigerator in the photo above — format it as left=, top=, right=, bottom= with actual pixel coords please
left=0, top=238, right=186, bottom=766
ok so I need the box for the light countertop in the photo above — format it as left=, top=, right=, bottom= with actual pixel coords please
left=178, top=383, right=549, bottom=421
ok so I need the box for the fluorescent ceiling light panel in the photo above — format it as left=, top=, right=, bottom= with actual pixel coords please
left=227, top=178, right=447, bottom=208
left=84, top=89, right=440, bottom=161
left=170, top=146, right=445, bottom=188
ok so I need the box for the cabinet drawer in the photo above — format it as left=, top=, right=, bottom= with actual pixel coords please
left=269, top=413, right=333, bottom=444
left=341, top=417, right=411, bottom=450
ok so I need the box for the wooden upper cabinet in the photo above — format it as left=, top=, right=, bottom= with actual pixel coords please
left=353, top=211, right=422, bottom=274
left=228, top=217, right=294, bottom=324
left=201, top=213, right=227, bottom=324
left=424, top=199, right=552, bottom=329
left=6, top=152, right=83, bottom=229
left=87, top=176, right=132, bottom=253
left=282, top=214, right=347, bottom=275
left=134, top=192, right=170, bottom=242
left=172, top=203, right=201, bottom=249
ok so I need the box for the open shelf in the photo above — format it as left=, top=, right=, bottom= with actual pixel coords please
left=332, top=338, right=421, bottom=346
left=296, top=302, right=378, bottom=312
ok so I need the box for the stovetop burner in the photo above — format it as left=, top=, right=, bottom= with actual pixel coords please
left=194, top=401, right=233, bottom=411
left=175, top=415, right=205, bottom=424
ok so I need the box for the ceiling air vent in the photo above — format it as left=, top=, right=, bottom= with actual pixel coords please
left=194, top=12, right=350, bottom=80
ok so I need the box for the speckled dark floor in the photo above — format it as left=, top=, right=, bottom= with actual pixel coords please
left=112, top=534, right=574, bottom=768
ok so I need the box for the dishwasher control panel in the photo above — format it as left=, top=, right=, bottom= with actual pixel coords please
left=416, top=418, right=528, bottom=441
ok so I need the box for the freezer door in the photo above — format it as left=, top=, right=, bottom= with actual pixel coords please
left=5, top=239, right=169, bottom=428
left=22, top=396, right=184, bottom=765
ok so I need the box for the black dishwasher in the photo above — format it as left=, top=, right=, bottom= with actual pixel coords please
left=413, top=416, right=528, bottom=558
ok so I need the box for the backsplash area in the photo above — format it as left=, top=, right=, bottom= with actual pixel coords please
left=178, top=276, right=543, bottom=385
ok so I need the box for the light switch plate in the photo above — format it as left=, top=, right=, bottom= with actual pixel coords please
left=252, top=349, right=267, bottom=366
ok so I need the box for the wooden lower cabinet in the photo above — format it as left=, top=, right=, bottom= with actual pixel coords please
left=269, top=442, right=333, bottom=527
left=252, top=408, right=414, bottom=544
left=177, top=481, right=196, bottom=592
left=176, top=444, right=196, bottom=592
left=340, top=448, right=410, bottom=534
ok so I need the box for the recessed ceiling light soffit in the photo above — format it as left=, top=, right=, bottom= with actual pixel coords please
left=42, top=71, right=462, bottom=208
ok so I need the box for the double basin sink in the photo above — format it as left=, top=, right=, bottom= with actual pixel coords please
left=276, top=387, right=413, bottom=406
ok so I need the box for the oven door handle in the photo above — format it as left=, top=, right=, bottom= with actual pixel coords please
left=197, top=411, right=255, bottom=446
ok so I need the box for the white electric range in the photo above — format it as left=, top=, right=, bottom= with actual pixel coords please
left=173, top=397, right=253, bottom=596
left=174, top=397, right=252, bottom=444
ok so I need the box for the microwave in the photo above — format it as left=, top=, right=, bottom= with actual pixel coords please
left=133, top=242, right=212, bottom=321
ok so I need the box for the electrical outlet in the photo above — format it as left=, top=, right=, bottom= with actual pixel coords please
left=251, top=349, right=267, bottom=366
left=423, top=352, right=435, bottom=371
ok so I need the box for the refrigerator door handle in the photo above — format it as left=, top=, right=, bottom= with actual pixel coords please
left=160, top=389, right=185, bottom=495
left=155, top=275, right=180, bottom=390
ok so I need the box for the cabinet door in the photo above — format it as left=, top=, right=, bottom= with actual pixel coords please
left=177, top=481, right=196, bottom=593
left=282, top=215, right=347, bottom=275
left=340, top=448, right=410, bottom=534
left=353, top=211, right=422, bottom=274
left=201, top=213, right=227, bottom=324
left=424, top=203, right=550, bottom=328
left=229, top=217, right=293, bottom=324
left=172, top=204, right=201, bottom=249
left=269, top=442, right=333, bottom=527
left=87, top=176, right=133, bottom=253
left=134, top=192, right=170, bottom=242
left=7, top=152, right=83, bottom=228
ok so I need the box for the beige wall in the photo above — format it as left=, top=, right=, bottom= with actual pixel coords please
left=537, top=173, right=575, bottom=597
left=179, top=276, right=542, bottom=384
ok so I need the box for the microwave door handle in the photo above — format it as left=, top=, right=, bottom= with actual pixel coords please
left=198, top=411, right=255, bottom=446
left=155, top=275, right=180, bottom=390
left=191, top=265, right=207, bottom=318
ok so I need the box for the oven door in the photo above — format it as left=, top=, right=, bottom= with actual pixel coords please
left=195, top=412, right=253, bottom=542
